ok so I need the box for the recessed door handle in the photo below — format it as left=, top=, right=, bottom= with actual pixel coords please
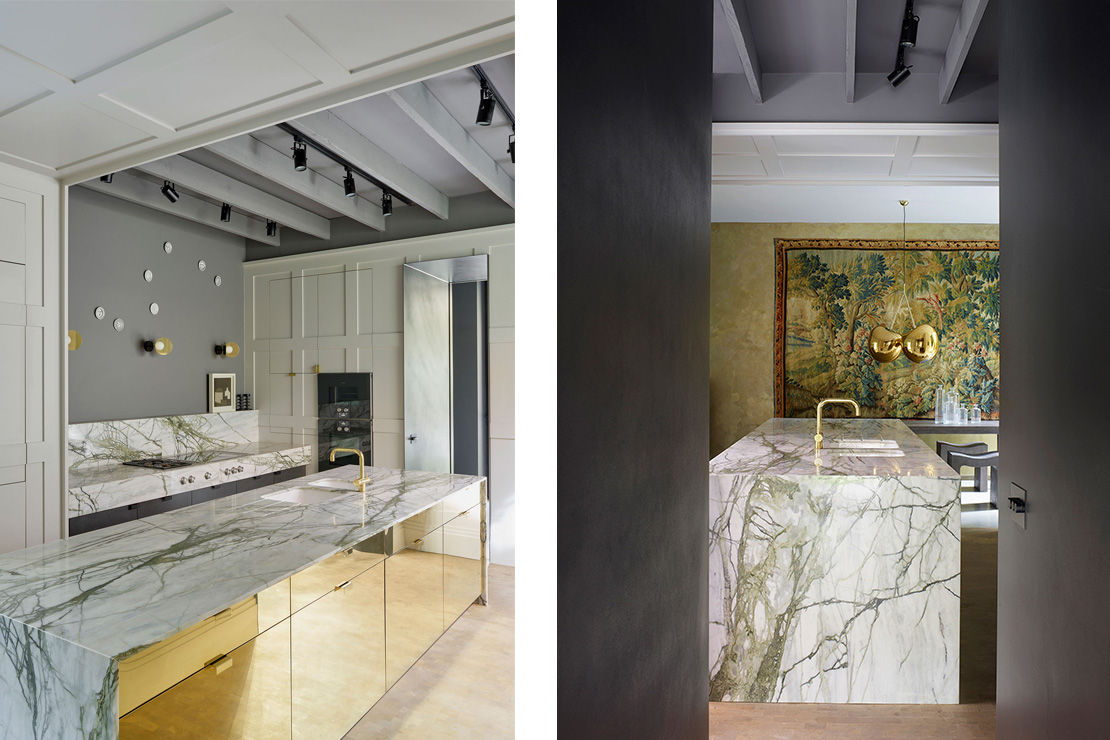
left=407, top=435, right=417, bottom=444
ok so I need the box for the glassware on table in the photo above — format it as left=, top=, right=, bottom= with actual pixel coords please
left=958, top=405, right=968, bottom=424
left=970, top=403, right=981, bottom=423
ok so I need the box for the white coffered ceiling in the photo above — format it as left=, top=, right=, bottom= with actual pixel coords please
left=0, top=1, right=514, bottom=184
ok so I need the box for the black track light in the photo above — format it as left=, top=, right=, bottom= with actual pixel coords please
left=508, top=133, right=515, bottom=164
left=888, top=48, right=912, bottom=87
left=343, top=168, right=356, bottom=198
left=266, top=220, right=277, bottom=237
left=899, top=1, right=919, bottom=47
left=381, top=192, right=392, bottom=217
left=99, top=173, right=113, bottom=183
left=220, top=203, right=231, bottom=222
left=292, top=137, right=307, bottom=171
left=161, top=181, right=179, bottom=203
left=476, top=82, right=495, bottom=126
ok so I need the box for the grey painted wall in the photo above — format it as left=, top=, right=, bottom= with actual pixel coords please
left=68, top=187, right=245, bottom=423
left=558, top=0, right=712, bottom=738
left=245, top=191, right=514, bottom=261
left=998, top=2, right=1110, bottom=738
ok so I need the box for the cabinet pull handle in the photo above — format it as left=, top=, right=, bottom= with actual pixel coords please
left=205, top=654, right=233, bottom=674
left=334, top=580, right=352, bottom=591
left=413, top=538, right=424, bottom=547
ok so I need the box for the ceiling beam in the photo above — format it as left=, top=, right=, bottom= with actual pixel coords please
left=387, top=83, right=515, bottom=208
left=206, top=135, right=385, bottom=231
left=846, top=0, right=858, bottom=103
left=939, top=0, right=990, bottom=104
left=718, top=0, right=763, bottom=103
left=288, top=110, right=450, bottom=220
left=82, top=171, right=279, bottom=246
left=132, top=155, right=331, bottom=240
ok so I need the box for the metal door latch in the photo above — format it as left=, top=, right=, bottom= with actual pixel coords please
left=407, top=434, right=417, bottom=444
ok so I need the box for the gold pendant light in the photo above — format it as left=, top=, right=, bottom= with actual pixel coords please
left=867, top=200, right=939, bottom=364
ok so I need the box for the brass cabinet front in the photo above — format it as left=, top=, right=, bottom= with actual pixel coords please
left=385, top=527, right=444, bottom=686
left=291, top=561, right=386, bottom=740
left=290, top=535, right=385, bottom=612
left=119, top=619, right=291, bottom=740
left=443, top=504, right=482, bottom=624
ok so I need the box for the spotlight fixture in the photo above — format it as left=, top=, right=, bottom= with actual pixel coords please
left=343, top=168, right=356, bottom=197
left=508, top=133, right=515, bottom=164
left=381, top=192, right=393, bottom=217
left=99, top=173, right=114, bottom=183
left=888, top=48, right=912, bottom=87
left=292, top=137, right=307, bottom=171
left=214, top=341, right=240, bottom=358
left=899, top=0, right=919, bottom=47
left=160, top=181, right=179, bottom=203
left=143, top=337, right=173, bottom=356
left=476, top=82, right=495, bottom=126
left=266, top=220, right=278, bottom=237
left=220, top=203, right=231, bottom=222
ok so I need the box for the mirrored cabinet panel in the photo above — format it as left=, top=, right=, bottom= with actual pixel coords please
left=386, top=527, right=444, bottom=685
left=290, top=533, right=385, bottom=612
left=443, top=504, right=482, bottom=623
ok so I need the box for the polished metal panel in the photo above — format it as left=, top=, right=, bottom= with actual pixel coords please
left=405, top=254, right=489, bottom=284
left=119, top=619, right=292, bottom=740
left=290, top=539, right=385, bottom=612
left=443, top=503, right=482, bottom=623
left=257, top=578, right=290, bottom=633
left=292, top=561, right=385, bottom=740
left=385, top=527, right=444, bottom=686
left=404, top=264, right=452, bottom=473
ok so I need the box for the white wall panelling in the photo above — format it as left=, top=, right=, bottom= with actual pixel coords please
left=0, top=162, right=62, bottom=554
left=244, top=225, right=515, bottom=564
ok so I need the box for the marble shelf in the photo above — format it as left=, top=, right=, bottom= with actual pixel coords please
left=709, top=418, right=961, bottom=704
left=0, top=466, right=485, bottom=739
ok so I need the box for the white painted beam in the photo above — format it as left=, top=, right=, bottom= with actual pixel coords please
left=132, top=155, right=331, bottom=240
left=718, top=0, right=763, bottom=103
left=387, top=83, right=515, bottom=208
left=846, top=0, right=858, bottom=103
left=288, top=110, right=450, bottom=220
left=939, top=0, right=990, bottom=104
left=81, top=171, right=279, bottom=246
left=205, top=135, right=385, bottom=231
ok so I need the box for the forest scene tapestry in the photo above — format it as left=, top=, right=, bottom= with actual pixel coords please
left=774, top=238, right=999, bottom=419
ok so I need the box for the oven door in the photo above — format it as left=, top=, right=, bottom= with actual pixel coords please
left=318, top=419, right=373, bottom=469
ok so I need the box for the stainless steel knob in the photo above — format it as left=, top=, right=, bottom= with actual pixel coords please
left=223, top=468, right=230, bottom=475
left=180, top=477, right=186, bottom=485
left=235, top=465, right=244, bottom=473
left=187, top=476, right=195, bottom=483
left=204, top=472, right=213, bottom=480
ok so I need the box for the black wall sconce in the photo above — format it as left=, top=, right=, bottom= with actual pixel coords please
left=143, top=338, right=173, bottom=356
left=215, top=341, right=240, bottom=358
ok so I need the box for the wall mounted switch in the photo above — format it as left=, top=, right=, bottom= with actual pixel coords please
left=1009, top=483, right=1027, bottom=529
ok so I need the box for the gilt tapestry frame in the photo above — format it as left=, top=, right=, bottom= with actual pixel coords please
left=774, top=238, right=1000, bottom=419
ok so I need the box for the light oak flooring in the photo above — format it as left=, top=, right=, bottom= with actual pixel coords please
left=344, top=563, right=515, bottom=740
left=711, top=511, right=997, bottom=740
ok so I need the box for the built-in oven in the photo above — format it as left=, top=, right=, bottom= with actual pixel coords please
left=318, top=373, right=373, bottom=469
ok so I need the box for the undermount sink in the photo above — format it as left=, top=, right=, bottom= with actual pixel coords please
left=261, top=487, right=350, bottom=505
left=305, top=478, right=361, bottom=491
left=822, top=439, right=899, bottom=449
left=822, top=449, right=906, bottom=457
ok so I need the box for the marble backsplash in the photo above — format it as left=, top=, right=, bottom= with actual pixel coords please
left=68, top=411, right=260, bottom=469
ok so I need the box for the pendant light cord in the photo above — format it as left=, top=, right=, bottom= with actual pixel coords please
left=899, top=201, right=917, bottom=329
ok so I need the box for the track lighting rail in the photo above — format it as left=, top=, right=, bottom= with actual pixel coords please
left=470, top=64, right=514, bottom=130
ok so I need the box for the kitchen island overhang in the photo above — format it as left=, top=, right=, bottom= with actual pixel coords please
left=0, top=466, right=487, bottom=739
left=709, top=418, right=961, bottom=704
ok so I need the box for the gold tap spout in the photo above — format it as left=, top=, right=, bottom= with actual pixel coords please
left=329, top=447, right=372, bottom=492
left=814, top=398, right=861, bottom=449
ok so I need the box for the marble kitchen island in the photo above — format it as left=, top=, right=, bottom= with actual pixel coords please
left=0, top=466, right=487, bottom=740
left=709, top=418, right=961, bottom=704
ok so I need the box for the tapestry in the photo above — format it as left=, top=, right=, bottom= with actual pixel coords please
left=774, top=238, right=999, bottom=419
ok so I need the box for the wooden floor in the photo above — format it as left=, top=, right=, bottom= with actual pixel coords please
left=344, top=563, right=515, bottom=740
left=711, top=511, right=997, bottom=740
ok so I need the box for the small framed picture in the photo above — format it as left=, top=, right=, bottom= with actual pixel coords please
left=209, top=373, right=236, bottom=413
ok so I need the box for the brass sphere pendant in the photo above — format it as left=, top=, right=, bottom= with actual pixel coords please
left=867, top=325, right=903, bottom=363
left=902, top=324, right=939, bottom=363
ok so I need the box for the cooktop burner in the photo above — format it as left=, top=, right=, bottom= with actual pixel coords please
left=122, top=458, right=193, bottom=470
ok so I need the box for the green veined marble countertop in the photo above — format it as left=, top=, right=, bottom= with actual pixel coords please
left=0, top=466, right=483, bottom=663
left=710, top=418, right=961, bottom=479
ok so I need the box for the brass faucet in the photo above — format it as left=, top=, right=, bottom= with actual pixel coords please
left=329, top=448, right=373, bottom=492
left=814, top=398, right=861, bottom=449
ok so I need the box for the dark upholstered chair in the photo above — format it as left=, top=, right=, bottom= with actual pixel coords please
left=937, top=441, right=990, bottom=493
left=946, top=450, right=1000, bottom=508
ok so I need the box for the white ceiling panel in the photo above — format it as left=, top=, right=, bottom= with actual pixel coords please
left=0, top=71, right=49, bottom=117
left=286, top=1, right=513, bottom=74
left=779, top=156, right=893, bottom=178
left=0, top=98, right=152, bottom=169
left=913, top=136, right=999, bottom=158
left=712, top=155, right=767, bottom=178
left=907, top=157, right=998, bottom=177
left=0, top=1, right=228, bottom=81
left=773, top=135, right=898, bottom=157
left=104, top=32, right=322, bottom=130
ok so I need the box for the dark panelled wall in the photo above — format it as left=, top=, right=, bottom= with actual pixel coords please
left=557, top=1, right=712, bottom=738
left=999, top=3, right=1110, bottom=738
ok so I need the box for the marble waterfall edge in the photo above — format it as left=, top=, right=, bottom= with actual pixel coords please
left=709, top=418, right=961, bottom=704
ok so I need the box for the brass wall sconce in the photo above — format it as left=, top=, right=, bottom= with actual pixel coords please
left=214, top=342, right=240, bottom=358
left=67, top=330, right=82, bottom=350
left=143, top=338, right=173, bottom=356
